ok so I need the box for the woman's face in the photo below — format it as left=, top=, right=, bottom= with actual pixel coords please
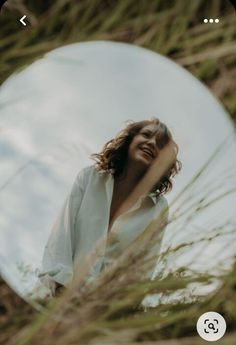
left=128, top=123, right=163, bottom=168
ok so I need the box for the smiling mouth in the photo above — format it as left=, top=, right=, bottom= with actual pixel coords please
left=139, top=147, right=154, bottom=159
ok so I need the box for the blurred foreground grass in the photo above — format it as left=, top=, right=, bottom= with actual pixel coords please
left=1, top=244, right=236, bottom=345
left=0, top=1, right=236, bottom=344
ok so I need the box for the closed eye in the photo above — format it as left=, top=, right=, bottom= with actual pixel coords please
left=141, top=131, right=152, bottom=138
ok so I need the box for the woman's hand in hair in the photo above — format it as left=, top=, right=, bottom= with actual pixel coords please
left=155, top=139, right=178, bottom=171
left=140, top=139, right=178, bottom=194
left=116, top=139, right=178, bottom=216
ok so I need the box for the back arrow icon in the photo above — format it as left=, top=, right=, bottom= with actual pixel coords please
left=20, top=15, right=27, bottom=26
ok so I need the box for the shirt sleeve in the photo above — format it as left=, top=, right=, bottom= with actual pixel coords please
left=37, top=168, right=87, bottom=288
left=144, top=197, right=169, bottom=281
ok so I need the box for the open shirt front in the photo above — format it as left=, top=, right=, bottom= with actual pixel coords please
left=35, top=165, right=168, bottom=298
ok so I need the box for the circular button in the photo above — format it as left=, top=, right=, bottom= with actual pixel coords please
left=197, top=311, right=226, bottom=342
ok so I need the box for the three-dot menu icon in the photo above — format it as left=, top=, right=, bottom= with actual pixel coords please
left=204, top=18, right=220, bottom=23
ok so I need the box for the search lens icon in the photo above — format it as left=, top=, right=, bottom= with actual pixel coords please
left=197, top=312, right=226, bottom=341
left=208, top=323, right=215, bottom=330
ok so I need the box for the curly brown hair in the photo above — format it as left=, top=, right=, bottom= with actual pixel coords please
left=91, top=118, right=182, bottom=196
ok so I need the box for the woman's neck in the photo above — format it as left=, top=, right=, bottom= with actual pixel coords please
left=115, top=161, right=146, bottom=194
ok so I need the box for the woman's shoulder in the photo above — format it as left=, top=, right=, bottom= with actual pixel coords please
left=155, top=194, right=169, bottom=214
left=75, top=164, right=96, bottom=180
left=158, top=195, right=168, bottom=207
left=79, top=164, right=96, bottom=175
left=150, top=192, right=168, bottom=209
left=150, top=194, right=169, bottom=223
left=75, top=164, right=106, bottom=183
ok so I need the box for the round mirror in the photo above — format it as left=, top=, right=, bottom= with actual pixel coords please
left=0, top=41, right=235, bottom=301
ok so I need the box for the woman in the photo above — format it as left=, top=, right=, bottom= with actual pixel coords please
left=33, top=118, right=181, bottom=299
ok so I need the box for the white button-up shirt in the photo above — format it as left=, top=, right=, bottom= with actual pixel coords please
left=35, top=165, right=168, bottom=298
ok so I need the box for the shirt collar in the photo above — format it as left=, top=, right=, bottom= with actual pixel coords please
left=148, top=193, right=158, bottom=205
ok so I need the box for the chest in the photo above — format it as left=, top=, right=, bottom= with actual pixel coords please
left=108, top=188, right=128, bottom=232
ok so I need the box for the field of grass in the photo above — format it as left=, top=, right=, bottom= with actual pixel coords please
left=0, top=1, right=236, bottom=344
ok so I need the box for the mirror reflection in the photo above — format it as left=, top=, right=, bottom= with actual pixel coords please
left=0, top=41, right=235, bottom=302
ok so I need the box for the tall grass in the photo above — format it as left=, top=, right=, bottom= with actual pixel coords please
left=4, top=142, right=235, bottom=345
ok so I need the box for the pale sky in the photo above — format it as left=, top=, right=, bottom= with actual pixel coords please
left=0, top=41, right=235, bottom=297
